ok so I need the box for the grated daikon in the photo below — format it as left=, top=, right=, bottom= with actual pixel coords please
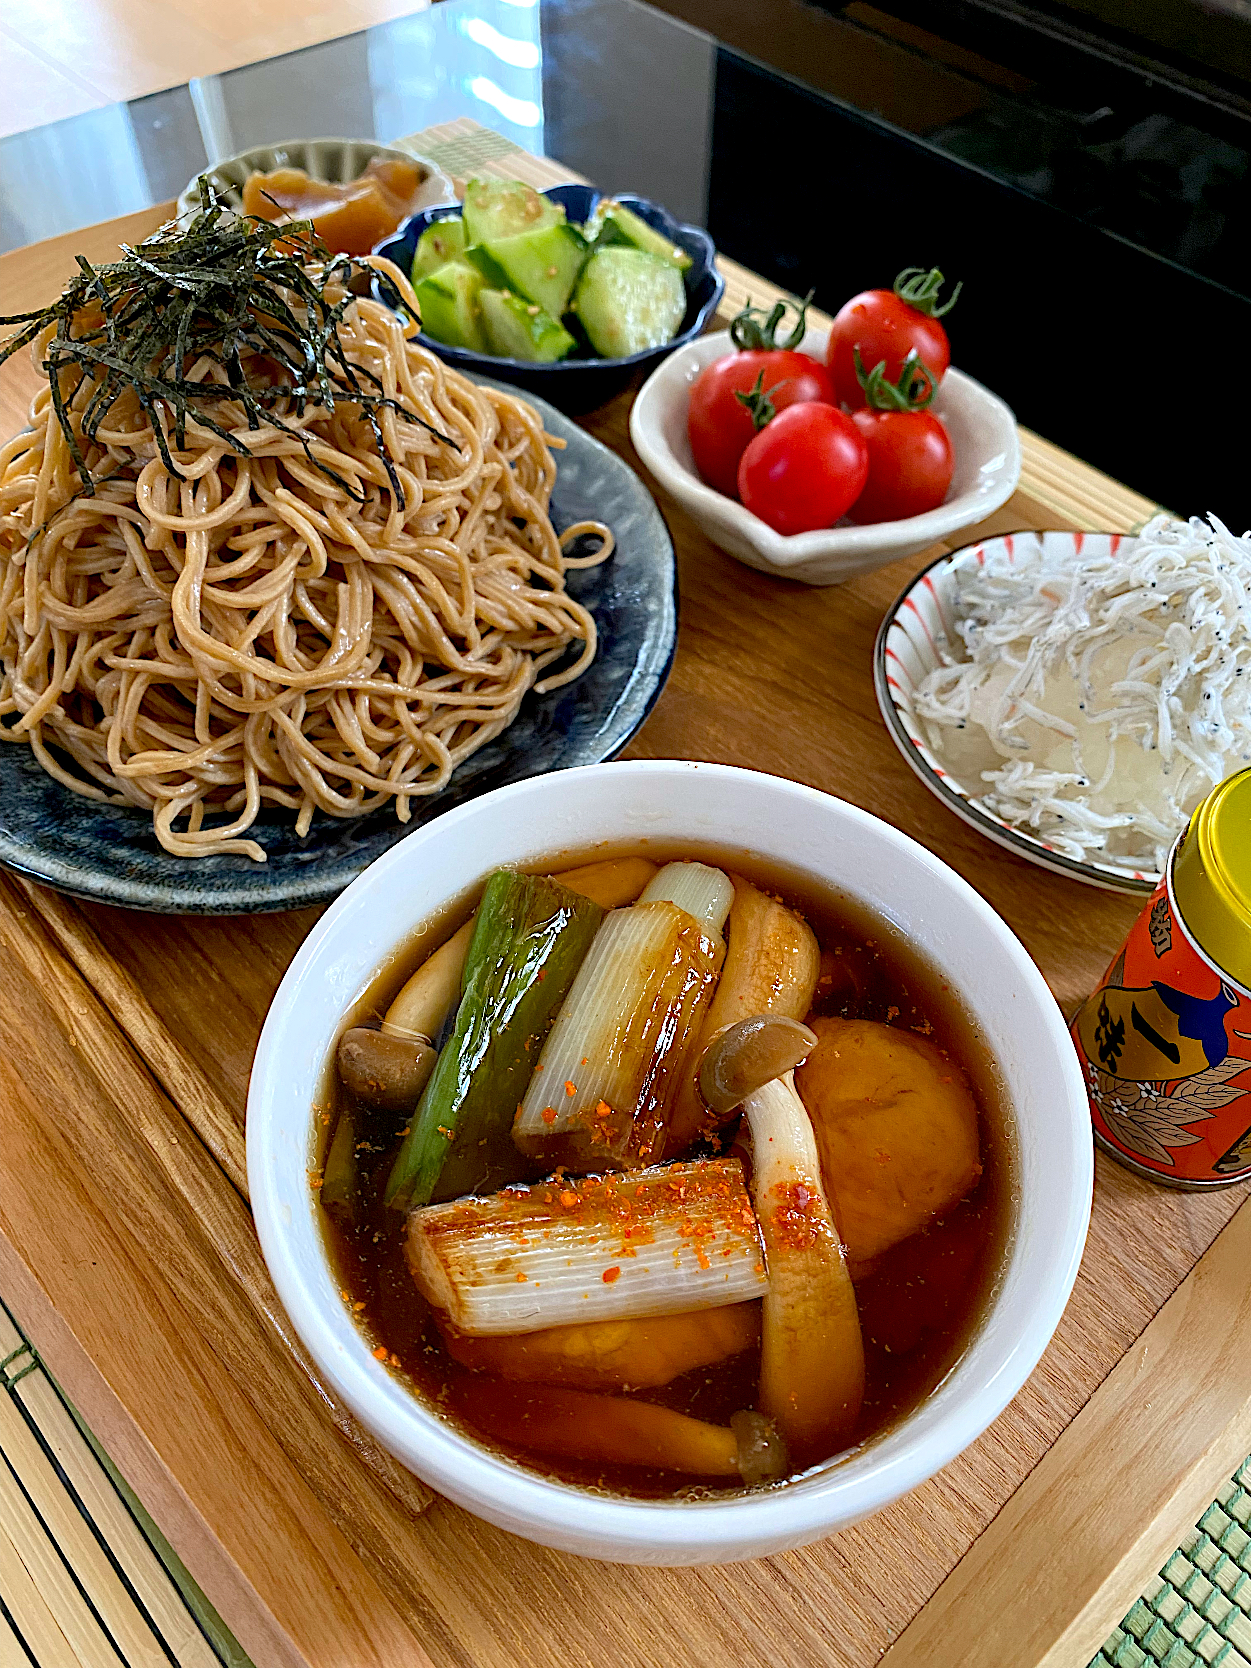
left=911, top=515, right=1251, bottom=872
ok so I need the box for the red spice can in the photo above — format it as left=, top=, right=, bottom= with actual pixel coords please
left=1070, top=768, right=1251, bottom=1188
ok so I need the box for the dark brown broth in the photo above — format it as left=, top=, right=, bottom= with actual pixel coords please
left=316, top=842, right=1014, bottom=1498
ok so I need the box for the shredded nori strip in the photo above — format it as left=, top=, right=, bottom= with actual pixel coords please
left=0, top=178, right=455, bottom=508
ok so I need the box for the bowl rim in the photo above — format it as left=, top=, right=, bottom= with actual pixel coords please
left=175, top=136, right=454, bottom=220
left=247, top=758, right=1093, bottom=1560
left=371, top=183, right=726, bottom=375
left=628, top=325, right=1021, bottom=566
left=873, top=533, right=1159, bottom=896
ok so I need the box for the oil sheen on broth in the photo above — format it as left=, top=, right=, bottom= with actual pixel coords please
left=315, top=844, right=1012, bottom=1499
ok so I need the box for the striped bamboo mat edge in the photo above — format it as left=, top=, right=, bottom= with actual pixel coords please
left=0, top=1296, right=252, bottom=1668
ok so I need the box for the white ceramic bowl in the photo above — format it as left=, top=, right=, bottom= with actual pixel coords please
left=629, top=327, right=1021, bottom=586
left=176, top=137, right=454, bottom=222
left=247, top=760, right=1092, bottom=1565
left=875, top=531, right=1157, bottom=896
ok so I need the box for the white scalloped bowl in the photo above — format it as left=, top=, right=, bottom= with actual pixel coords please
left=248, top=760, right=1093, bottom=1564
left=875, top=530, right=1158, bottom=895
left=629, top=325, right=1020, bottom=586
left=176, top=137, right=454, bottom=222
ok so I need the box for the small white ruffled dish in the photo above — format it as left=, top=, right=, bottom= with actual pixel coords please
left=629, top=325, right=1020, bottom=587
left=176, top=137, right=454, bottom=221
left=248, top=759, right=1093, bottom=1565
left=875, top=530, right=1158, bottom=895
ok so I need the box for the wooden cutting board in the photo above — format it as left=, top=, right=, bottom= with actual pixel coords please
left=1, top=125, right=1248, bottom=1668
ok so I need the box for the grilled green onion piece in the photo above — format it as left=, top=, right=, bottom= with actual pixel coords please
left=404, top=1158, right=767, bottom=1334
left=384, top=870, right=602, bottom=1211
left=513, top=863, right=732, bottom=1169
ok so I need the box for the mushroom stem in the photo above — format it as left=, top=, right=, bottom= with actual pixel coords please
left=742, top=1072, right=865, bottom=1464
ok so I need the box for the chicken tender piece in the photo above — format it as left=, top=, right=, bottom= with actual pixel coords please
left=795, top=1017, right=982, bottom=1265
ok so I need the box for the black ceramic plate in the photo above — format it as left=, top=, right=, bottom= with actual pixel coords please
left=0, top=381, right=677, bottom=914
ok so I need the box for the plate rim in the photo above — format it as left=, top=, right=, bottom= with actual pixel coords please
left=873, top=531, right=1159, bottom=897
left=0, top=377, right=677, bottom=914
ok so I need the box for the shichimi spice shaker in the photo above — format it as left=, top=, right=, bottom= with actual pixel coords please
left=1071, top=766, right=1251, bottom=1187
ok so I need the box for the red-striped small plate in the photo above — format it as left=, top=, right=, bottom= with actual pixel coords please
left=874, top=530, right=1158, bottom=895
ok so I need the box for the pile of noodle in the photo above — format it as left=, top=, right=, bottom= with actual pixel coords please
left=0, top=260, right=611, bottom=861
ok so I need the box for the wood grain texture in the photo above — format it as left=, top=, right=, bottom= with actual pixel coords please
left=879, top=1198, right=1251, bottom=1668
left=0, top=0, right=431, bottom=138
left=2, top=167, right=1249, bottom=1668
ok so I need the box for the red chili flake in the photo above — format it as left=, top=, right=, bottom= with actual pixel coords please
left=560, top=1190, right=579, bottom=1208
left=541, top=1106, right=558, bottom=1125
left=437, top=1124, right=455, bottom=1140
left=696, top=1248, right=711, bottom=1270
left=537, top=968, right=546, bottom=981
left=372, top=1345, right=389, bottom=1361
left=595, top=1100, right=613, bottom=1120
left=564, top=1080, right=578, bottom=1097
left=602, top=1266, right=621, bottom=1284
left=515, top=1272, right=528, bottom=1282
left=581, top=1056, right=589, bottom=1065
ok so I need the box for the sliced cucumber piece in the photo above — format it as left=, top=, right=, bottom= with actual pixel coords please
left=414, top=260, right=489, bottom=353
left=465, top=222, right=588, bottom=319
left=479, top=289, right=576, bottom=363
left=588, top=201, right=692, bottom=271
left=411, top=217, right=467, bottom=282
left=461, top=178, right=565, bottom=245
left=572, top=248, right=687, bottom=358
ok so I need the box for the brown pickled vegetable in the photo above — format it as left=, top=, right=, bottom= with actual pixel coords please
left=241, top=157, right=430, bottom=255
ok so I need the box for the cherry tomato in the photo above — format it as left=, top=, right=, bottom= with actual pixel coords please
left=848, top=409, right=953, bottom=523
left=687, top=349, right=836, bottom=498
left=826, top=269, right=959, bottom=409
left=737, top=403, right=869, bottom=536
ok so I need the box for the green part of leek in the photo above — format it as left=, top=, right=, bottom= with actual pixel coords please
left=384, top=870, right=603, bottom=1211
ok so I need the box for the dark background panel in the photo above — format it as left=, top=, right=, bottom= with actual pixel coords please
left=707, top=45, right=1247, bottom=519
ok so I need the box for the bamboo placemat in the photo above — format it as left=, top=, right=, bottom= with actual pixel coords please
left=1091, top=1460, right=1251, bottom=1668
left=0, top=1299, right=251, bottom=1668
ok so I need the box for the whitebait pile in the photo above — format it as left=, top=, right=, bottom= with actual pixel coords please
left=911, top=514, right=1251, bottom=871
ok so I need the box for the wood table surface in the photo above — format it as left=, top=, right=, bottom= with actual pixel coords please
left=2, top=173, right=1249, bottom=1668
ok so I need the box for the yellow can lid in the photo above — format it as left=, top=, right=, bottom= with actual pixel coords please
left=1172, top=766, right=1251, bottom=992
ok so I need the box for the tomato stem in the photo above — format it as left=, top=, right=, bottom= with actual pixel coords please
left=892, top=266, right=961, bottom=319
left=729, top=289, right=815, bottom=352
left=854, top=347, right=938, bottom=410
left=733, top=370, right=778, bottom=431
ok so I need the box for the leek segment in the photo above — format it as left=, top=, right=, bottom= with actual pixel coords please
left=404, top=1159, right=767, bottom=1334
left=384, top=871, right=602, bottom=1211
left=513, top=863, right=732, bottom=1169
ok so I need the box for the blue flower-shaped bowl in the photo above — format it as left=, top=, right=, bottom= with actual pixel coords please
left=372, top=183, right=724, bottom=413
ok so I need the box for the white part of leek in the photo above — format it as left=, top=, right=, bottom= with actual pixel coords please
left=405, top=1159, right=768, bottom=1335
left=639, top=862, right=734, bottom=940
left=515, top=900, right=682, bottom=1144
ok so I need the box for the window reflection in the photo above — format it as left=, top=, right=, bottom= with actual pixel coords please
left=369, top=5, right=544, bottom=154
